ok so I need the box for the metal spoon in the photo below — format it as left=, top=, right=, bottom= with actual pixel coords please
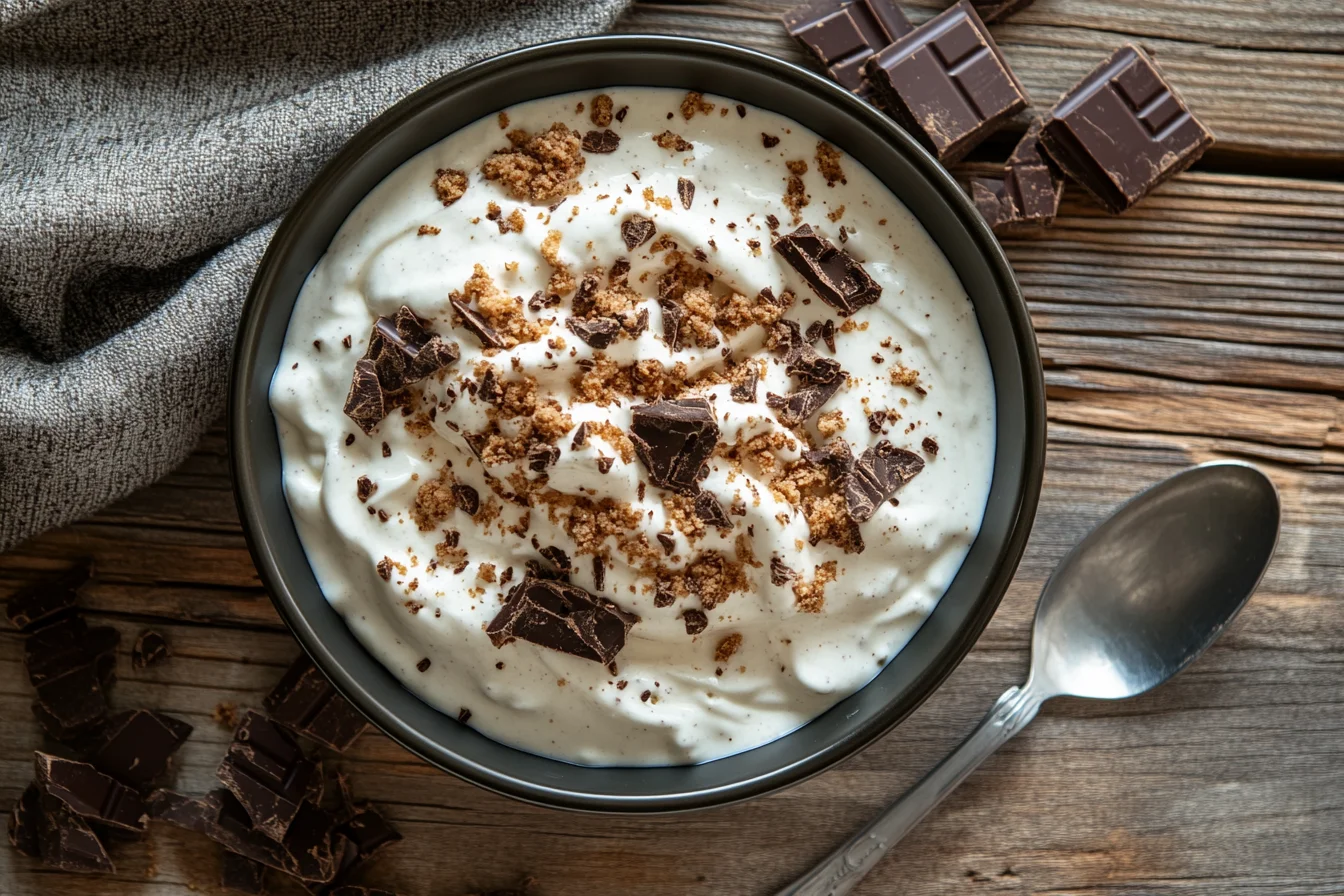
left=779, top=461, right=1280, bottom=896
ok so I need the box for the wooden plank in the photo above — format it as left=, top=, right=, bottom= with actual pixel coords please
left=618, top=1, right=1344, bottom=161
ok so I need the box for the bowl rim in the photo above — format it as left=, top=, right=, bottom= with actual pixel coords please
left=230, top=33, right=1046, bottom=813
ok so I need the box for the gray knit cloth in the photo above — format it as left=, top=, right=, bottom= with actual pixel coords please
left=0, top=0, right=630, bottom=551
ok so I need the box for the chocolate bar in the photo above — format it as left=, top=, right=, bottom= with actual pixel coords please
left=865, top=0, right=1028, bottom=162
left=971, top=118, right=1067, bottom=233
left=264, top=655, right=369, bottom=753
left=783, top=0, right=913, bottom=94
left=773, top=224, right=881, bottom=315
left=1039, top=44, right=1213, bottom=213
left=35, top=752, right=148, bottom=832
left=487, top=575, right=638, bottom=664
left=216, top=711, right=323, bottom=841
left=92, top=709, right=193, bottom=789
left=629, top=399, right=720, bottom=496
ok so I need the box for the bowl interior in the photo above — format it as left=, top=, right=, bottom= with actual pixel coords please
left=231, top=35, right=1044, bottom=813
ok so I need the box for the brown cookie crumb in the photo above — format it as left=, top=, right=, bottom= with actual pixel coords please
left=922, top=436, right=939, bottom=457
left=890, top=364, right=920, bottom=387
left=817, top=409, right=845, bottom=438
left=792, top=560, right=838, bottom=613
left=433, top=168, right=468, bottom=206
left=680, top=91, right=715, bottom=120
left=497, top=111, right=509, bottom=129
left=654, top=130, right=694, bottom=152
left=212, top=701, right=238, bottom=729
left=714, top=633, right=743, bottom=663
left=815, top=140, right=846, bottom=186
left=591, top=93, right=614, bottom=127
left=417, top=224, right=441, bottom=236
left=451, top=263, right=543, bottom=349
left=783, top=159, right=810, bottom=222
left=762, top=133, right=780, bottom=148
left=482, top=122, right=586, bottom=203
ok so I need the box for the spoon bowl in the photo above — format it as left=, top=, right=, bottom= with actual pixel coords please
left=1029, top=462, right=1281, bottom=701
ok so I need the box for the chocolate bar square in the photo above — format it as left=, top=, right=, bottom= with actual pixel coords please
left=864, top=0, right=1028, bottom=162
left=1039, top=44, right=1213, bottom=213
left=783, top=0, right=913, bottom=93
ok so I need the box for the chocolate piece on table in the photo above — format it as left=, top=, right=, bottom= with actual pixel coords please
left=693, top=491, right=732, bottom=529
left=221, top=850, right=268, bottom=895
left=217, top=710, right=323, bottom=842
left=844, top=440, right=925, bottom=522
left=131, top=629, right=170, bottom=670
left=32, top=665, right=110, bottom=742
left=970, top=176, right=1012, bottom=231
left=1039, top=44, right=1213, bottom=214
left=35, top=752, right=148, bottom=832
left=581, top=129, right=620, bottom=153
left=969, top=0, right=1034, bottom=23
left=629, top=398, right=720, bottom=495
left=766, top=377, right=842, bottom=426
left=36, top=789, right=115, bottom=874
left=448, top=296, right=507, bottom=350
left=565, top=316, right=622, bottom=349
left=621, top=214, right=656, bottom=250
left=6, top=560, right=90, bottom=632
left=8, top=783, right=42, bottom=858
left=783, top=0, right=913, bottom=94
left=264, top=655, right=370, bottom=753
left=729, top=365, right=758, bottom=403
left=773, top=223, right=881, bottom=315
left=526, top=443, right=560, bottom=472
left=91, top=709, right=193, bottom=789
left=864, top=1, right=1028, bottom=163
left=335, top=802, right=402, bottom=868
left=24, top=616, right=118, bottom=686
left=487, top=575, right=638, bottom=665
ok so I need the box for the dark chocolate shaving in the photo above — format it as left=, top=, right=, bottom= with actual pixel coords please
left=629, top=399, right=719, bottom=496
left=449, top=296, right=506, bottom=350
left=770, top=557, right=796, bottom=586
left=621, top=214, right=656, bottom=250
left=581, top=129, right=621, bottom=153
left=592, top=556, right=606, bottom=591
left=452, top=484, right=480, bottom=516
left=773, top=223, right=881, bottom=315
left=527, top=443, right=560, bottom=472
left=486, top=576, right=638, bottom=665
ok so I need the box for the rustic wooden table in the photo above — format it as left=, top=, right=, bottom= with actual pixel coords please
left=4, top=2, right=1343, bottom=894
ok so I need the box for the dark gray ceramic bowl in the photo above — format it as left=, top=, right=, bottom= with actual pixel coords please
left=230, top=34, right=1045, bottom=813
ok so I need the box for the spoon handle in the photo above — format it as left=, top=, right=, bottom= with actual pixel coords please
left=776, top=685, right=1044, bottom=896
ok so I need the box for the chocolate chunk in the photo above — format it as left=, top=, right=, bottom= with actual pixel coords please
left=527, top=443, right=560, bottom=472
left=730, top=366, right=759, bottom=403
left=653, top=582, right=675, bottom=608
left=770, top=557, right=796, bottom=586
left=8, top=783, right=42, bottom=858
left=337, top=802, right=402, bottom=867
left=922, top=436, right=939, bottom=456
left=538, top=546, right=573, bottom=581
left=592, top=556, right=606, bottom=591
left=970, top=176, right=1013, bottom=232
left=477, top=368, right=500, bottom=403
left=416, top=657, right=431, bottom=673
left=693, top=491, right=732, bottom=529
left=615, top=106, right=629, bottom=122
left=621, top=214, right=656, bottom=250
left=341, top=360, right=385, bottom=435
left=581, top=129, right=621, bottom=153
left=31, top=665, right=109, bottom=742
left=783, top=0, right=913, bottom=94
left=844, top=440, right=925, bottom=522
left=452, top=484, right=480, bottom=516
left=786, top=345, right=844, bottom=386
left=355, top=476, right=377, bottom=504
left=344, top=308, right=459, bottom=434
left=656, top=532, right=677, bottom=555
left=570, top=421, right=590, bottom=451
left=221, top=851, right=268, bottom=895
left=867, top=410, right=887, bottom=433
left=6, top=561, right=90, bottom=632
left=131, top=629, right=170, bottom=670
left=565, top=316, right=622, bottom=349
left=659, top=298, right=686, bottom=350
left=36, top=789, right=114, bottom=873
left=25, top=616, right=118, bottom=686
left=449, top=296, right=507, bottom=350
left=761, top=133, right=780, bottom=148
left=217, top=711, right=322, bottom=841
left=91, top=710, right=192, bottom=789
left=572, top=272, right=602, bottom=317
left=1039, top=44, right=1214, bottom=214
left=766, top=378, right=842, bottom=426
left=264, top=655, right=369, bottom=753
left=677, top=177, right=695, bottom=209
left=821, top=318, right=837, bottom=352
left=629, top=399, right=720, bottom=496
left=682, top=609, right=708, bottom=636
left=773, top=224, right=881, bottom=315
left=804, top=320, right=824, bottom=345
left=609, top=257, right=631, bottom=283
left=622, top=306, right=650, bottom=337
left=596, top=455, right=614, bottom=474
left=864, top=1, right=1028, bottom=162
left=35, top=752, right=147, bottom=832
left=970, top=0, right=1034, bottom=24
left=971, top=159, right=1064, bottom=233
left=487, top=576, right=637, bottom=664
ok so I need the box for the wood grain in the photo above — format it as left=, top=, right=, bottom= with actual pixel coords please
left=3, top=1, right=1344, bottom=894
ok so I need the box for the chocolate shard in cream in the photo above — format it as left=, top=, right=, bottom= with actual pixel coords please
left=343, top=307, right=459, bottom=433
left=487, top=575, right=638, bottom=665
left=773, top=223, right=881, bottom=315
left=629, top=398, right=719, bottom=495
left=844, top=440, right=926, bottom=522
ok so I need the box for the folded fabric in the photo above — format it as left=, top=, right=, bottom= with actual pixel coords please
left=0, top=0, right=631, bottom=551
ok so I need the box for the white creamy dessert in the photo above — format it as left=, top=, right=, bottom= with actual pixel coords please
left=270, top=87, right=995, bottom=766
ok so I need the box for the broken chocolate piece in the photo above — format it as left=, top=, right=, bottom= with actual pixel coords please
left=565, top=316, right=622, bottom=349
left=343, top=307, right=459, bottom=433
left=821, top=318, right=837, bottom=352
left=486, top=575, right=638, bottom=665
left=864, top=1, right=1028, bottom=163
left=24, top=616, right=118, bottom=686
left=31, top=664, right=109, bottom=742
left=35, top=752, right=147, bottom=832
left=449, top=296, right=507, bottom=350
left=783, top=0, right=913, bottom=94
left=570, top=421, right=590, bottom=451
left=581, top=129, right=621, bottom=153
left=264, top=655, right=370, bottom=753
left=342, top=360, right=386, bottom=435
left=629, top=399, right=720, bottom=496
left=596, top=455, right=614, bottom=474
left=538, top=546, right=573, bottom=581
left=770, top=557, right=796, bottom=586
left=659, top=298, right=686, bottom=350
left=131, top=629, right=170, bottom=670
left=922, top=436, right=939, bottom=456
left=221, top=850, right=268, bottom=895
left=217, top=711, right=322, bottom=842
left=970, top=0, right=1034, bottom=22
left=8, top=783, right=42, bottom=858
left=477, top=368, right=500, bottom=403
left=453, top=484, right=481, bottom=516
left=336, top=802, right=402, bottom=868
left=730, top=365, right=759, bottom=403
left=693, top=492, right=732, bottom=529
left=682, top=609, right=709, bottom=635
left=91, top=710, right=192, bottom=789
left=844, top=440, right=925, bottom=522
left=6, top=561, right=90, bottom=632
left=1039, top=44, right=1214, bottom=214
left=766, top=378, right=842, bottom=426
left=653, top=582, right=676, bottom=608
left=804, top=320, right=824, bottom=345
left=621, top=306, right=650, bottom=337
left=656, top=532, right=677, bottom=555
left=592, top=556, right=606, bottom=591
left=773, top=223, right=881, bottom=315
left=621, top=214, right=656, bottom=250
left=677, top=177, right=695, bottom=209
left=527, top=443, right=560, bottom=473
left=36, top=789, right=114, bottom=874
